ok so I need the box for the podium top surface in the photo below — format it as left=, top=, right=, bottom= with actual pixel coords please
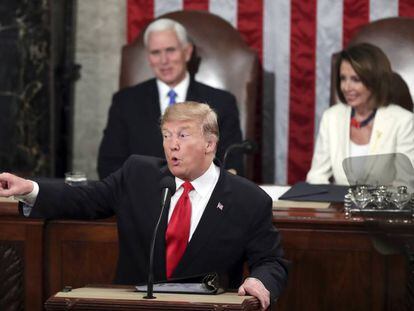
left=55, top=286, right=251, bottom=303
left=46, top=286, right=261, bottom=310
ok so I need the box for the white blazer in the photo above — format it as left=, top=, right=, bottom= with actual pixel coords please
left=306, top=103, right=414, bottom=185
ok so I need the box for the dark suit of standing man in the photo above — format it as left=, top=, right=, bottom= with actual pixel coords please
left=97, top=18, right=243, bottom=179
left=0, top=102, right=288, bottom=310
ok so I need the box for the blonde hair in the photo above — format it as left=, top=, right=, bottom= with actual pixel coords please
left=161, top=102, right=219, bottom=143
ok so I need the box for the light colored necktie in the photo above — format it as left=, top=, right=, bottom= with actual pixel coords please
left=167, top=89, right=177, bottom=105
left=165, top=181, right=193, bottom=278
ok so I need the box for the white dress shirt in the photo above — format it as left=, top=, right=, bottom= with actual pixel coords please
left=156, top=72, right=190, bottom=114
left=169, top=162, right=220, bottom=241
left=14, top=181, right=38, bottom=216
left=349, top=141, right=370, bottom=158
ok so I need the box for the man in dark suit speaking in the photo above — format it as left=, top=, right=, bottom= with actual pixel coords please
left=97, top=18, right=244, bottom=179
left=0, top=102, right=287, bottom=310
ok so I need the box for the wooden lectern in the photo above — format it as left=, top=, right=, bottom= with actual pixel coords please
left=45, top=286, right=262, bottom=310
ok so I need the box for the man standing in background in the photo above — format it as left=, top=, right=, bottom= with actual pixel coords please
left=97, top=18, right=243, bottom=179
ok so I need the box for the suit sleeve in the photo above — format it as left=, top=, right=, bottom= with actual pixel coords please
left=394, top=110, right=414, bottom=187
left=306, top=110, right=332, bottom=184
left=216, top=94, right=244, bottom=175
left=97, top=93, right=130, bottom=179
left=245, top=194, right=289, bottom=300
left=31, top=169, right=124, bottom=220
left=396, top=110, right=414, bottom=166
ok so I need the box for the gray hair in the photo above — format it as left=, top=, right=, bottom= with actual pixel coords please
left=144, top=18, right=189, bottom=47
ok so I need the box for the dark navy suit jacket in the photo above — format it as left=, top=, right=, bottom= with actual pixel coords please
left=33, top=155, right=288, bottom=299
left=97, top=78, right=243, bottom=179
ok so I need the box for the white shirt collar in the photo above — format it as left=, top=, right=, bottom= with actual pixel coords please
left=175, top=162, right=220, bottom=198
left=157, top=72, right=190, bottom=114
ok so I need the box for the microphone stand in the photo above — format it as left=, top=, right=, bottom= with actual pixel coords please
left=144, top=181, right=174, bottom=299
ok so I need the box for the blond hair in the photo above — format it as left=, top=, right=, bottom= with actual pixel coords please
left=161, top=102, right=219, bottom=143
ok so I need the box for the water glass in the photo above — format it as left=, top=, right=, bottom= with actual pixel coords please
left=65, top=171, right=87, bottom=186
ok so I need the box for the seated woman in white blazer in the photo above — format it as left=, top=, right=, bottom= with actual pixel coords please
left=307, top=43, right=414, bottom=185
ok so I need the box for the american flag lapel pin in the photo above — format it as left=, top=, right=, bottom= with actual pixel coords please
left=216, top=202, right=224, bottom=211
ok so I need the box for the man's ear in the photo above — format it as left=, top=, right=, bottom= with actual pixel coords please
left=205, top=137, right=217, bottom=154
left=184, top=43, right=193, bottom=62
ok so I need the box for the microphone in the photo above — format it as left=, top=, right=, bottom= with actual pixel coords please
left=222, top=139, right=258, bottom=168
left=144, top=176, right=176, bottom=299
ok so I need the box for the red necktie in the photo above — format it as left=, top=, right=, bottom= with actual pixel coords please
left=165, top=181, right=193, bottom=279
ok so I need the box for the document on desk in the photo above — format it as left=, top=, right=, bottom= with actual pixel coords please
left=136, top=272, right=224, bottom=295
left=259, top=185, right=325, bottom=209
left=279, top=182, right=348, bottom=203
left=274, top=199, right=330, bottom=209
left=135, top=282, right=223, bottom=294
left=260, top=182, right=347, bottom=209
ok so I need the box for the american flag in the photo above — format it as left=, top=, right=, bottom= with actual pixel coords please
left=127, top=0, right=414, bottom=184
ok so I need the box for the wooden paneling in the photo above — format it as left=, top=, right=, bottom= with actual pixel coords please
left=0, top=202, right=412, bottom=310
left=0, top=216, right=44, bottom=310
left=274, top=206, right=411, bottom=311
left=276, top=229, right=392, bottom=310
left=45, top=219, right=118, bottom=298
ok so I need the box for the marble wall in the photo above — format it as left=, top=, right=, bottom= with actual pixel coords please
left=72, top=0, right=126, bottom=180
left=0, top=0, right=52, bottom=176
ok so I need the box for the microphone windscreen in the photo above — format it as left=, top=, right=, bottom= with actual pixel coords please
left=243, top=140, right=258, bottom=153
left=159, top=176, right=176, bottom=196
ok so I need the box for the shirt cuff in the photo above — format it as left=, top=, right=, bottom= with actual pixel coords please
left=14, top=180, right=39, bottom=206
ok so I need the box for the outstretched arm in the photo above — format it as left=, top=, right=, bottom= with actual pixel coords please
left=0, top=173, right=34, bottom=197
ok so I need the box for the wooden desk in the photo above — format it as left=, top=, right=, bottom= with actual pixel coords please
left=0, top=202, right=412, bottom=310
left=274, top=204, right=411, bottom=311
left=45, top=286, right=260, bottom=310
left=0, top=199, right=44, bottom=310
left=45, top=218, right=118, bottom=298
